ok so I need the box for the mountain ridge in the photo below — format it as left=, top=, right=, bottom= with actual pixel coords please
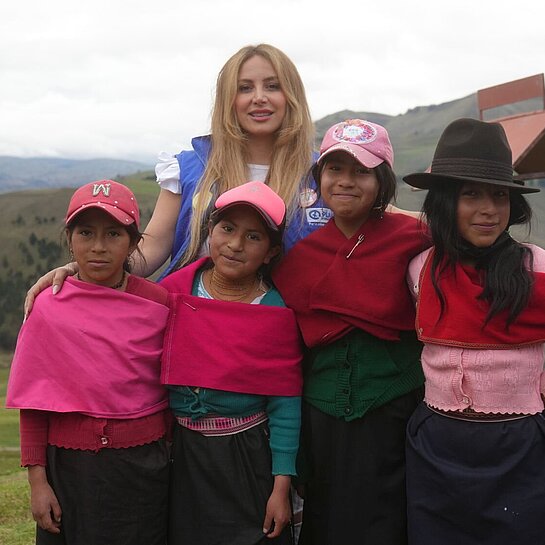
left=0, top=156, right=152, bottom=194
left=3, top=90, right=541, bottom=194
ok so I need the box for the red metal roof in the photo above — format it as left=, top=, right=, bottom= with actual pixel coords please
left=499, top=112, right=545, bottom=178
left=478, top=74, right=545, bottom=179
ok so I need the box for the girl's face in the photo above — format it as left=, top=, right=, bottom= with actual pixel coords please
left=67, top=208, right=135, bottom=287
left=234, top=55, right=287, bottom=141
left=320, top=151, right=380, bottom=237
left=457, top=182, right=510, bottom=247
left=208, top=206, right=279, bottom=281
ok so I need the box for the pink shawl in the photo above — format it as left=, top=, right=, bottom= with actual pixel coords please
left=160, top=259, right=303, bottom=396
left=6, top=277, right=169, bottom=418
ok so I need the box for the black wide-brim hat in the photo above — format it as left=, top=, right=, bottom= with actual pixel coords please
left=403, top=118, right=540, bottom=194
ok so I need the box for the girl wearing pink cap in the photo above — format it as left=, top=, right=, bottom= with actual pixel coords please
left=6, top=181, right=171, bottom=545
left=160, top=181, right=303, bottom=545
left=273, top=119, right=429, bottom=545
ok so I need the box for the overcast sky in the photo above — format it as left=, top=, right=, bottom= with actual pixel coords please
left=1, top=0, right=544, bottom=164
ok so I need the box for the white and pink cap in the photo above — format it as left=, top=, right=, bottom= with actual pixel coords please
left=214, top=181, right=286, bottom=231
left=317, top=119, right=394, bottom=168
left=65, top=180, right=140, bottom=228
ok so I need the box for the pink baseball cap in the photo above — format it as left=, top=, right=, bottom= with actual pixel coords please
left=317, top=119, right=394, bottom=168
left=65, top=180, right=140, bottom=228
left=214, top=181, right=286, bottom=231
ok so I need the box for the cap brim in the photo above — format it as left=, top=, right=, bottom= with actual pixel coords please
left=65, top=203, right=137, bottom=226
left=213, top=202, right=281, bottom=232
left=318, top=143, right=386, bottom=169
left=403, top=173, right=540, bottom=194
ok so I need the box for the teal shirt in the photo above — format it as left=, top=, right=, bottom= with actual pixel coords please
left=169, top=273, right=301, bottom=476
left=304, top=328, right=424, bottom=421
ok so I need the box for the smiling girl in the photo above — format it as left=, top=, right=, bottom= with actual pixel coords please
left=6, top=180, right=171, bottom=545
left=404, top=118, right=545, bottom=545
left=160, top=181, right=303, bottom=545
left=273, top=119, right=429, bottom=545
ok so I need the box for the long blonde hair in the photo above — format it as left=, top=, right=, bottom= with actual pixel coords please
left=179, top=43, right=315, bottom=267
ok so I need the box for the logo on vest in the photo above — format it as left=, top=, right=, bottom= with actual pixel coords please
left=306, top=207, right=332, bottom=225
left=92, top=183, right=111, bottom=197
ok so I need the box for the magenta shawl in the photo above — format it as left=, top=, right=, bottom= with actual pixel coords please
left=6, top=277, right=169, bottom=418
left=160, top=258, right=303, bottom=396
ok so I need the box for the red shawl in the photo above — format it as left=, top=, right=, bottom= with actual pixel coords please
left=416, top=250, right=545, bottom=348
left=160, top=258, right=303, bottom=396
left=273, top=214, right=430, bottom=348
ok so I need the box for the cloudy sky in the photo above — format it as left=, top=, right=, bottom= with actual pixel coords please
left=1, top=0, right=544, bottom=164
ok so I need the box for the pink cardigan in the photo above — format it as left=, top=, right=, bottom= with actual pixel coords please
left=408, top=245, right=545, bottom=415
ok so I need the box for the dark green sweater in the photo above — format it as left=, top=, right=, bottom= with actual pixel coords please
left=303, top=328, right=424, bottom=421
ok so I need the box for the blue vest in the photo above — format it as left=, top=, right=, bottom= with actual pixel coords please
left=159, top=135, right=331, bottom=279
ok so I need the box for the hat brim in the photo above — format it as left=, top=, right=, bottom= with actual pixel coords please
left=65, top=203, right=137, bottom=226
left=212, top=202, right=282, bottom=232
left=403, top=172, right=540, bottom=194
left=318, top=143, right=387, bottom=169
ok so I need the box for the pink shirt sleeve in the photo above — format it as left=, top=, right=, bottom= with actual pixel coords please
left=527, top=244, right=545, bottom=273
left=527, top=244, right=545, bottom=395
left=407, top=248, right=432, bottom=302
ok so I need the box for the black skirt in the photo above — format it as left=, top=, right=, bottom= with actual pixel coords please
left=168, top=421, right=293, bottom=545
left=298, top=388, right=423, bottom=545
left=406, top=403, right=545, bottom=545
left=36, top=439, right=170, bottom=545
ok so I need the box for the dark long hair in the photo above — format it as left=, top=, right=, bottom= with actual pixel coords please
left=423, top=181, right=534, bottom=326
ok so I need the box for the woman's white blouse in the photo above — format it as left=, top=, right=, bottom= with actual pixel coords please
left=155, top=152, right=269, bottom=195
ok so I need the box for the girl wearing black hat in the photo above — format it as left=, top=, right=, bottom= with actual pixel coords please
left=404, top=118, right=545, bottom=545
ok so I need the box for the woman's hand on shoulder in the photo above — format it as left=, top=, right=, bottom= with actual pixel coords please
left=263, top=474, right=292, bottom=538
left=24, top=262, right=78, bottom=320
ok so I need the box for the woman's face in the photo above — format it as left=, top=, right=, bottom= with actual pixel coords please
left=320, top=151, right=380, bottom=237
left=457, top=182, right=510, bottom=247
left=68, top=208, right=135, bottom=287
left=208, top=206, right=279, bottom=281
left=234, top=55, right=287, bottom=141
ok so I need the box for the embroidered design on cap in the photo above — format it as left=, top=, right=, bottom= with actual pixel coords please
left=92, top=183, right=111, bottom=197
left=333, top=120, right=377, bottom=144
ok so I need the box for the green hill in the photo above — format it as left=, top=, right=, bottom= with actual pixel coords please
left=314, top=94, right=479, bottom=177
left=315, top=93, right=544, bottom=178
left=0, top=156, right=152, bottom=194
left=0, top=173, right=160, bottom=349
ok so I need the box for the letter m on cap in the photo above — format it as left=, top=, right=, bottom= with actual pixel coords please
left=92, top=183, right=111, bottom=197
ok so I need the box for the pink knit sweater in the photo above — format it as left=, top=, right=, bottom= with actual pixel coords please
left=408, top=245, right=545, bottom=415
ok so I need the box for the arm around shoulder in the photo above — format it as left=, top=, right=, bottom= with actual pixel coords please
left=24, top=262, right=78, bottom=319
left=136, top=189, right=181, bottom=277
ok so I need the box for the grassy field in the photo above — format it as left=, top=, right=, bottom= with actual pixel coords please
left=0, top=354, right=35, bottom=545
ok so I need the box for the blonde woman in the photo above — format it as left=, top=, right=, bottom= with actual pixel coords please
left=25, top=43, right=328, bottom=306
